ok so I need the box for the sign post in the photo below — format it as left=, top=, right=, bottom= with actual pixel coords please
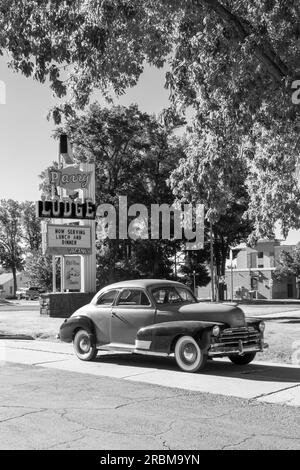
left=38, top=137, right=96, bottom=295
left=80, top=162, right=96, bottom=293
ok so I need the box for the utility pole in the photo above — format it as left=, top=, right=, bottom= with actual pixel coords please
left=193, top=269, right=196, bottom=296
left=210, top=221, right=215, bottom=302
left=230, top=247, right=234, bottom=301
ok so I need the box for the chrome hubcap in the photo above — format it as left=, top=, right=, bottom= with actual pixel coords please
left=181, top=343, right=197, bottom=364
left=79, top=336, right=90, bottom=353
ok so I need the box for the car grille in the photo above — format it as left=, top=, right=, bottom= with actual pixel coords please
left=217, top=326, right=260, bottom=347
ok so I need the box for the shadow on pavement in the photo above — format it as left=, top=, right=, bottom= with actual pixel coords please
left=94, top=352, right=300, bottom=383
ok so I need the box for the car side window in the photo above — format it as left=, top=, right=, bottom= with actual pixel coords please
left=152, top=287, right=182, bottom=304
left=175, top=287, right=197, bottom=303
left=116, top=289, right=151, bottom=307
left=96, top=289, right=118, bottom=306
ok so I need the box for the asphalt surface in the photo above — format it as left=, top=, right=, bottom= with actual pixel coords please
left=1, top=361, right=300, bottom=450
left=1, top=301, right=300, bottom=450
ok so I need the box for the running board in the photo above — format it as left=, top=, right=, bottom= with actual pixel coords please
left=98, top=343, right=135, bottom=353
left=97, top=343, right=169, bottom=357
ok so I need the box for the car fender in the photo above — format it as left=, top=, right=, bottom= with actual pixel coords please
left=136, top=320, right=224, bottom=355
left=59, top=315, right=96, bottom=343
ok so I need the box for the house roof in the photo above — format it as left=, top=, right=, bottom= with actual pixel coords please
left=0, top=272, right=22, bottom=286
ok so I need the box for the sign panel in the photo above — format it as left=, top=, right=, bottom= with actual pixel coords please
left=48, top=165, right=92, bottom=190
left=36, top=200, right=96, bottom=220
left=64, top=256, right=81, bottom=290
left=46, top=225, right=92, bottom=255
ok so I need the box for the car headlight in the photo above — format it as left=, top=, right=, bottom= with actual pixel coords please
left=258, top=321, right=265, bottom=332
left=212, top=325, right=220, bottom=337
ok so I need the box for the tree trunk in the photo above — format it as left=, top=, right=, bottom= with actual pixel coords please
left=12, top=265, right=17, bottom=297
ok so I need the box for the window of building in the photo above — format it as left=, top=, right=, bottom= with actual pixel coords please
left=251, top=277, right=258, bottom=290
left=257, top=251, right=264, bottom=268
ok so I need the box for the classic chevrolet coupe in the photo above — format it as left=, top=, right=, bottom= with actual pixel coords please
left=59, top=279, right=268, bottom=372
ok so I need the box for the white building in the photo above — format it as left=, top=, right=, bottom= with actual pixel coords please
left=0, top=272, right=28, bottom=299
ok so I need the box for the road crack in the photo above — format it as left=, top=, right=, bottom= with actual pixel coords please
left=222, top=435, right=255, bottom=450
left=251, top=383, right=300, bottom=401
left=0, top=408, right=47, bottom=424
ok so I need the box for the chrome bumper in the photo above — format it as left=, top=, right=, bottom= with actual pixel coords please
left=208, top=340, right=268, bottom=357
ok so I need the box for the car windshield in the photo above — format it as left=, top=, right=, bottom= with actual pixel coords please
left=152, top=286, right=197, bottom=305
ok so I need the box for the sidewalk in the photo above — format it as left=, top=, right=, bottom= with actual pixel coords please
left=1, top=339, right=300, bottom=406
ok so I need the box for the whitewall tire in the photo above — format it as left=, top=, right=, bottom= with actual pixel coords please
left=73, top=329, right=97, bottom=361
left=174, top=336, right=207, bottom=373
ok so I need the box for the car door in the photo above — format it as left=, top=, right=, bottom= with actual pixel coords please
left=111, top=288, right=155, bottom=345
left=152, top=286, right=196, bottom=323
left=89, top=289, right=120, bottom=345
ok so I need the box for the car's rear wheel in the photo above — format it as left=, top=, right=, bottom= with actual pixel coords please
left=174, top=336, right=207, bottom=373
left=229, top=352, right=256, bottom=365
left=73, top=329, right=97, bottom=361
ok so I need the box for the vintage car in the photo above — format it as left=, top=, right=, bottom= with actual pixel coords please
left=59, top=279, right=268, bottom=373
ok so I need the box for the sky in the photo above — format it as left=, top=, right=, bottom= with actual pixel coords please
left=0, top=56, right=299, bottom=245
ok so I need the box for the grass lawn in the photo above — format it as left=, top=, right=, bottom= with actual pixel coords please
left=0, top=302, right=299, bottom=365
left=256, top=320, right=300, bottom=364
left=0, top=307, right=62, bottom=341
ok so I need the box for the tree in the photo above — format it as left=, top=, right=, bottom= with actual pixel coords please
left=1, top=1, right=298, bottom=112
left=41, top=104, right=184, bottom=285
left=3, top=1, right=299, bottom=236
left=0, top=199, right=24, bottom=295
left=179, top=249, right=211, bottom=289
left=273, top=243, right=300, bottom=285
left=24, top=250, right=60, bottom=292
left=20, top=201, right=42, bottom=252
left=169, top=124, right=253, bottom=294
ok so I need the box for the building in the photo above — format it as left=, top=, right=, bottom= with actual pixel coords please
left=198, top=239, right=299, bottom=300
left=226, top=239, right=299, bottom=300
left=0, top=272, right=28, bottom=299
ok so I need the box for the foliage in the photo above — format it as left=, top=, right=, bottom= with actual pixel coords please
left=24, top=250, right=60, bottom=292
left=169, top=126, right=253, bottom=279
left=1, top=1, right=298, bottom=112
left=20, top=201, right=42, bottom=252
left=2, top=1, right=300, bottom=236
left=43, top=104, right=186, bottom=285
left=273, top=243, right=300, bottom=281
left=179, top=249, right=211, bottom=288
left=0, top=199, right=24, bottom=295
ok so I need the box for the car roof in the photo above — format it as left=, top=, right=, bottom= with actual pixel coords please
left=101, top=279, right=187, bottom=291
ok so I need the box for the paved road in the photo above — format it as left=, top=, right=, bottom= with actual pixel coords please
left=1, top=360, right=300, bottom=450
left=0, top=301, right=40, bottom=312
left=1, top=340, right=300, bottom=449
left=1, top=340, right=300, bottom=405
left=2, top=300, right=300, bottom=315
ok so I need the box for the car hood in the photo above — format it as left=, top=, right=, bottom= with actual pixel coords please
left=177, top=302, right=246, bottom=328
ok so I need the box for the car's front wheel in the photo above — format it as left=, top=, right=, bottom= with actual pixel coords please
left=73, top=329, right=97, bottom=361
left=229, top=352, right=256, bottom=365
left=174, top=336, right=207, bottom=373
